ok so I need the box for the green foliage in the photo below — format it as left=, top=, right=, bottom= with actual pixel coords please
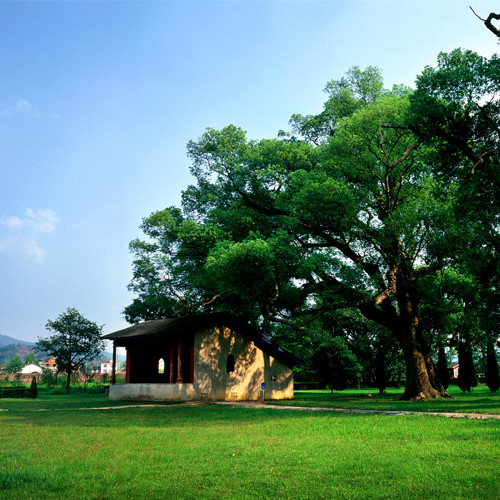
left=411, top=49, right=500, bottom=172
left=24, top=351, right=38, bottom=365
left=41, top=369, right=57, bottom=389
left=312, top=336, right=362, bottom=391
left=36, top=308, right=105, bottom=394
left=0, top=387, right=31, bottom=398
left=125, top=56, right=500, bottom=400
left=6, top=354, right=24, bottom=374
left=411, top=49, right=500, bottom=349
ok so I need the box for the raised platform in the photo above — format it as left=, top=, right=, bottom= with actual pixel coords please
left=109, top=383, right=197, bottom=401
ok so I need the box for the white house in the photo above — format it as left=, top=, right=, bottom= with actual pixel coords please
left=100, top=360, right=117, bottom=374
left=21, top=363, right=43, bottom=374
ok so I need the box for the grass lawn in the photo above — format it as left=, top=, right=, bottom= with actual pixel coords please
left=274, top=385, right=500, bottom=415
left=0, top=390, right=499, bottom=500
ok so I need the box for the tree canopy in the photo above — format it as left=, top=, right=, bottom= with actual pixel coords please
left=410, top=49, right=500, bottom=355
left=6, top=353, right=24, bottom=374
left=125, top=51, right=500, bottom=400
left=36, top=308, right=105, bottom=394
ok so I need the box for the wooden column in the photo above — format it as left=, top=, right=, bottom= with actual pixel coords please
left=111, top=343, right=117, bottom=385
left=177, top=340, right=183, bottom=383
left=169, top=344, right=175, bottom=383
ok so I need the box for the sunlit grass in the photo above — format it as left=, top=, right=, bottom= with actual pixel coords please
left=1, top=392, right=499, bottom=499
left=270, top=385, right=500, bottom=415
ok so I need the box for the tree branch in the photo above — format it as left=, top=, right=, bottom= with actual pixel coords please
left=472, top=148, right=500, bottom=173
left=470, top=6, right=500, bottom=38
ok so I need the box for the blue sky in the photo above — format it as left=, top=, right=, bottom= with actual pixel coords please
left=0, top=0, right=497, bottom=346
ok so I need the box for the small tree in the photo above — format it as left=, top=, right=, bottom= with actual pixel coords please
left=24, top=351, right=38, bottom=365
left=485, top=341, right=500, bottom=393
left=75, top=361, right=99, bottom=392
left=6, top=353, right=24, bottom=374
left=36, top=308, right=105, bottom=394
left=41, top=368, right=57, bottom=389
left=313, top=336, right=362, bottom=392
left=436, top=344, right=450, bottom=390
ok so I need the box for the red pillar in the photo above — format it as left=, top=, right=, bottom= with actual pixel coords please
left=169, top=344, right=175, bottom=383
left=177, top=340, right=183, bottom=383
left=111, top=343, right=116, bottom=385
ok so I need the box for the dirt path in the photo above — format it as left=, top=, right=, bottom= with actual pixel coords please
left=2, top=401, right=499, bottom=419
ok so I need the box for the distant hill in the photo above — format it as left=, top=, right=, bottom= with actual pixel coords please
left=0, top=334, right=34, bottom=348
left=0, top=344, right=40, bottom=365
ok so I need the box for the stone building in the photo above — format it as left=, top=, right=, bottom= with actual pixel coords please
left=102, top=312, right=302, bottom=402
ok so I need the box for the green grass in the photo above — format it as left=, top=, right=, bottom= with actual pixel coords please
left=0, top=391, right=499, bottom=500
left=271, top=385, right=500, bottom=415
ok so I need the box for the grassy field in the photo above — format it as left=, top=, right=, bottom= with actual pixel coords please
left=0, top=389, right=499, bottom=500
left=278, top=385, right=500, bottom=415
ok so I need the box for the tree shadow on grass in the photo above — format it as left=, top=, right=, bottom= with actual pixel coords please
left=280, top=388, right=500, bottom=414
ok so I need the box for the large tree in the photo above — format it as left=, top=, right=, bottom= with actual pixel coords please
left=127, top=66, right=462, bottom=400
left=36, top=308, right=105, bottom=394
left=410, top=49, right=500, bottom=351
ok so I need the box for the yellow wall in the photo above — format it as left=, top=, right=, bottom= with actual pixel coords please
left=194, top=326, right=294, bottom=401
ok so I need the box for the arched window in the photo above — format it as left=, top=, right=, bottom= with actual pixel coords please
left=227, top=354, right=235, bottom=373
left=158, top=358, right=165, bottom=374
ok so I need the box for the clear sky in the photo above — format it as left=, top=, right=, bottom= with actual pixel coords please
left=0, top=0, right=497, bottom=347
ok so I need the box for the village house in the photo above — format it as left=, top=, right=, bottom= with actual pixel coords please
left=39, top=358, right=57, bottom=372
left=99, top=360, right=116, bottom=374
left=102, top=312, right=302, bottom=402
left=20, top=363, right=43, bottom=374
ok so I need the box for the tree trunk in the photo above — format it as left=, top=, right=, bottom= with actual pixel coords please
left=66, top=369, right=71, bottom=394
left=359, top=269, right=447, bottom=399
left=396, top=273, right=443, bottom=400
left=399, top=341, right=443, bottom=400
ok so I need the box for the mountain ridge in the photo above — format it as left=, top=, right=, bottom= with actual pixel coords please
left=0, top=334, right=35, bottom=348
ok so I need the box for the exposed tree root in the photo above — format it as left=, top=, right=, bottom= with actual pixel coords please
left=401, top=390, right=456, bottom=402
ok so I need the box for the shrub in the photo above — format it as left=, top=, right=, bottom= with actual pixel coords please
left=41, top=369, right=57, bottom=389
left=313, top=336, right=362, bottom=391
left=0, top=387, right=29, bottom=398
left=29, top=376, right=38, bottom=398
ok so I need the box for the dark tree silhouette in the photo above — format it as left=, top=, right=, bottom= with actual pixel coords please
left=485, top=341, right=500, bottom=393
left=457, top=341, right=477, bottom=393
left=436, top=344, right=450, bottom=390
